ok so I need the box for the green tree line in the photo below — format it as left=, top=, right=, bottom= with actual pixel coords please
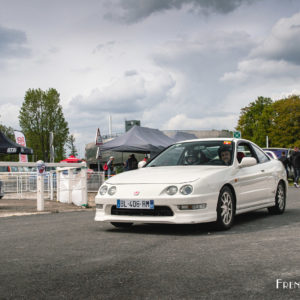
left=236, top=95, right=300, bottom=148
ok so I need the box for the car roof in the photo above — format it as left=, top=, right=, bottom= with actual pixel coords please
left=264, top=150, right=277, bottom=155
left=262, top=147, right=289, bottom=150
left=176, top=138, right=250, bottom=144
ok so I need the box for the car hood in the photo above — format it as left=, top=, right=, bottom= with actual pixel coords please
left=106, top=166, right=228, bottom=184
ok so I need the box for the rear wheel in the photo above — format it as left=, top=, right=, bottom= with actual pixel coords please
left=216, top=186, right=235, bottom=230
left=268, top=182, right=286, bottom=214
left=111, top=222, right=133, bottom=228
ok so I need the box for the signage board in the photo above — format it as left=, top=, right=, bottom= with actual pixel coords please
left=95, top=128, right=103, bottom=146
left=233, top=131, right=241, bottom=139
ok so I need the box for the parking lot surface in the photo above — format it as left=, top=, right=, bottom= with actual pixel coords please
left=0, top=187, right=299, bottom=299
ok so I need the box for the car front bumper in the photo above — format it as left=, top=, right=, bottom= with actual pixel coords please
left=94, top=193, right=218, bottom=224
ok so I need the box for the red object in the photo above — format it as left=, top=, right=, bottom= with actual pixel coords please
left=237, top=152, right=245, bottom=163
left=60, top=155, right=82, bottom=163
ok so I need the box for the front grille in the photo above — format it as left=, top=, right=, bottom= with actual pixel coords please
left=111, top=205, right=174, bottom=217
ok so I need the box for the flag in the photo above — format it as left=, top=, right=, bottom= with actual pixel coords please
left=14, top=131, right=28, bottom=162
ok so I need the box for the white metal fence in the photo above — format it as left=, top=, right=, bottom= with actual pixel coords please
left=0, top=171, right=105, bottom=200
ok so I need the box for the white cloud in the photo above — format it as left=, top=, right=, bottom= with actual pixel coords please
left=221, top=58, right=300, bottom=82
left=164, top=113, right=237, bottom=130
left=0, top=103, right=20, bottom=129
left=69, top=71, right=175, bottom=114
left=250, top=12, right=300, bottom=64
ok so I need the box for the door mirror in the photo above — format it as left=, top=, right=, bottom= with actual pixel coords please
left=238, top=157, right=257, bottom=168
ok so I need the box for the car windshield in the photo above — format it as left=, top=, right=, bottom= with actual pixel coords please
left=147, top=140, right=235, bottom=167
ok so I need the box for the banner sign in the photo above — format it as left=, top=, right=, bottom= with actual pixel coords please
left=14, top=130, right=28, bottom=162
left=95, top=128, right=103, bottom=146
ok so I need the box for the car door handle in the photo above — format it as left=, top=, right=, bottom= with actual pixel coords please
left=261, top=170, right=265, bottom=172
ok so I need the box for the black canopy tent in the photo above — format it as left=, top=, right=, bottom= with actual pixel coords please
left=0, top=131, right=33, bottom=155
left=100, top=126, right=175, bottom=154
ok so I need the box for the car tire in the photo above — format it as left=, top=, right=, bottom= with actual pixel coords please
left=268, top=181, right=286, bottom=215
left=216, top=186, right=235, bottom=230
left=111, top=222, right=133, bottom=228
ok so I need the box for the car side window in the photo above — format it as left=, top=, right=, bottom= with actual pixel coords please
left=252, top=144, right=270, bottom=163
left=237, top=143, right=257, bottom=163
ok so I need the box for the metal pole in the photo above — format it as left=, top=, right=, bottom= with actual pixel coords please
left=37, top=175, right=44, bottom=211
left=50, top=132, right=54, bottom=163
left=266, top=136, right=269, bottom=148
left=50, top=172, right=53, bottom=201
left=109, top=115, right=112, bottom=138
left=36, top=160, right=45, bottom=211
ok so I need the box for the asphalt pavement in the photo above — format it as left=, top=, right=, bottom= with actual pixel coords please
left=0, top=187, right=300, bottom=299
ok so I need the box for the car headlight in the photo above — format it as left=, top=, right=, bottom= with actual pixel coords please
left=99, top=185, right=108, bottom=195
left=108, top=186, right=117, bottom=196
left=180, top=185, right=193, bottom=195
left=165, top=185, right=178, bottom=195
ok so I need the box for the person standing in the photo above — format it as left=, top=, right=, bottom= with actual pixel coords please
left=123, top=154, right=131, bottom=171
left=107, top=156, right=115, bottom=178
left=279, top=151, right=289, bottom=177
left=127, top=154, right=138, bottom=170
left=291, top=147, right=300, bottom=188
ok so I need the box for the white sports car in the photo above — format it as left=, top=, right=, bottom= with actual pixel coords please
left=95, top=138, right=287, bottom=230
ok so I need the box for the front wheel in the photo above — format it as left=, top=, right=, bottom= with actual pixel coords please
left=111, top=222, right=133, bottom=228
left=216, top=186, right=235, bottom=230
left=268, top=182, right=286, bottom=214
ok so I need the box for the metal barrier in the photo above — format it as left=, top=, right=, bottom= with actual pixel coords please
left=87, top=171, right=105, bottom=192
left=0, top=171, right=105, bottom=200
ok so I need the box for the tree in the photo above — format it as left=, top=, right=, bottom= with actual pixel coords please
left=236, top=95, right=300, bottom=148
left=19, top=88, right=69, bottom=162
left=268, top=95, right=300, bottom=148
left=236, top=96, right=273, bottom=147
left=66, top=134, right=78, bottom=157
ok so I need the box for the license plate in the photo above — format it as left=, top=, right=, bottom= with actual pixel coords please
left=117, top=199, right=154, bottom=209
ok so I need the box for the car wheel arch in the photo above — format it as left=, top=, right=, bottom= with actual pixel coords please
left=279, top=179, right=287, bottom=193
left=219, top=183, right=236, bottom=214
left=268, top=179, right=286, bottom=215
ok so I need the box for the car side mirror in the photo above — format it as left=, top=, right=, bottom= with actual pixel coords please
left=138, top=161, right=147, bottom=168
left=238, top=157, right=257, bottom=167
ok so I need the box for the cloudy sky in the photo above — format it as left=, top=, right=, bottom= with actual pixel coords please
left=1, top=0, right=300, bottom=156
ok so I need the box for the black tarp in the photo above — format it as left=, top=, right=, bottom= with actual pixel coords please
left=0, top=131, right=33, bottom=155
left=172, top=131, right=197, bottom=142
left=100, top=126, right=175, bottom=154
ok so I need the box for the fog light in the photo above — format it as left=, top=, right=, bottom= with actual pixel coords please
left=178, top=203, right=207, bottom=210
left=96, top=204, right=103, bottom=209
